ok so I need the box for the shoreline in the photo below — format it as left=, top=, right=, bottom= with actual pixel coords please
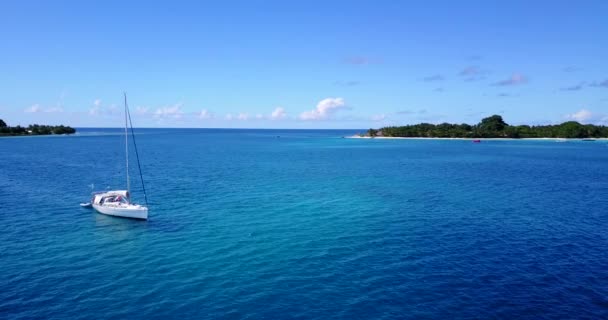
left=347, top=136, right=608, bottom=141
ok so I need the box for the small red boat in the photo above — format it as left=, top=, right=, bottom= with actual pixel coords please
left=472, top=139, right=481, bottom=143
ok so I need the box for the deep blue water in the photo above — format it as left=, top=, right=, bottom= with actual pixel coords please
left=1, top=129, right=608, bottom=319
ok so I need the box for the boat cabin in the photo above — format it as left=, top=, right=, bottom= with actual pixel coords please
left=92, top=190, right=131, bottom=206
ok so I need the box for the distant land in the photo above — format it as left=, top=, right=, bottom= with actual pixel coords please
left=362, top=115, right=608, bottom=139
left=0, top=119, right=76, bottom=136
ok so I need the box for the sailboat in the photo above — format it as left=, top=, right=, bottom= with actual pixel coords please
left=83, top=93, right=149, bottom=220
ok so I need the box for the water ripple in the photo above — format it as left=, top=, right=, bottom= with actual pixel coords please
left=2, top=132, right=608, bottom=319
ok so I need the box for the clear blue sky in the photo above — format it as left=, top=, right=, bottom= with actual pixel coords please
left=1, top=0, right=607, bottom=128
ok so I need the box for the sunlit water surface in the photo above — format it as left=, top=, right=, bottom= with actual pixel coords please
left=1, top=129, right=607, bottom=319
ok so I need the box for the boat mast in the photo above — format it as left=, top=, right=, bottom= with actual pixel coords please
left=126, top=98, right=149, bottom=207
left=124, top=92, right=130, bottom=195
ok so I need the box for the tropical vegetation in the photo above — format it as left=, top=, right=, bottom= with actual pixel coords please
left=0, top=119, right=76, bottom=136
left=366, top=115, right=608, bottom=138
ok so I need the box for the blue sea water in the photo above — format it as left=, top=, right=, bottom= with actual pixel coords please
left=1, top=129, right=608, bottom=319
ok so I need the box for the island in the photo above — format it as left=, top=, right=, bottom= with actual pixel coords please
left=362, top=115, right=608, bottom=139
left=0, top=119, right=76, bottom=136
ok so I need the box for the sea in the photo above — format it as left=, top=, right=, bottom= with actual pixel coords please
left=1, top=128, right=607, bottom=319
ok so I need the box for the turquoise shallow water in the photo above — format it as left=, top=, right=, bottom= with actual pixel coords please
left=1, top=129, right=608, bottom=319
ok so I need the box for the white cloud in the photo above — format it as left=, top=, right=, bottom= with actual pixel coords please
left=56, top=90, right=67, bottom=108
left=271, top=107, right=287, bottom=120
left=565, top=109, right=594, bottom=123
left=237, top=113, right=249, bottom=120
left=45, top=107, right=64, bottom=113
left=89, top=99, right=105, bottom=116
left=564, top=109, right=608, bottom=125
left=199, top=109, right=213, bottom=119
left=255, top=114, right=264, bottom=119
left=154, top=103, right=183, bottom=119
left=371, top=114, right=386, bottom=121
left=225, top=113, right=234, bottom=120
left=90, top=102, right=118, bottom=116
left=299, top=97, right=347, bottom=120
left=24, top=104, right=63, bottom=113
left=24, top=104, right=41, bottom=113
left=136, top=106, right=149, bottom=115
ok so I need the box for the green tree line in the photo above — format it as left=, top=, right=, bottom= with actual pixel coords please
left=0, top=119, right=76, bottom=136
left=368, top=115, right=608, bottom=138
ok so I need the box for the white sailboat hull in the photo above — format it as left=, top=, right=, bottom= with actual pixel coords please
left=93, top=203, right=148, bottom=220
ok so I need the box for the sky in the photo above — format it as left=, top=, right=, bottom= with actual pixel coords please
left=0, top=0, right=607, bottom=128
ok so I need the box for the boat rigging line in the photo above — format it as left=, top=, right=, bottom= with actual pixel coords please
left=124, top=92, right=149, bottom=207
